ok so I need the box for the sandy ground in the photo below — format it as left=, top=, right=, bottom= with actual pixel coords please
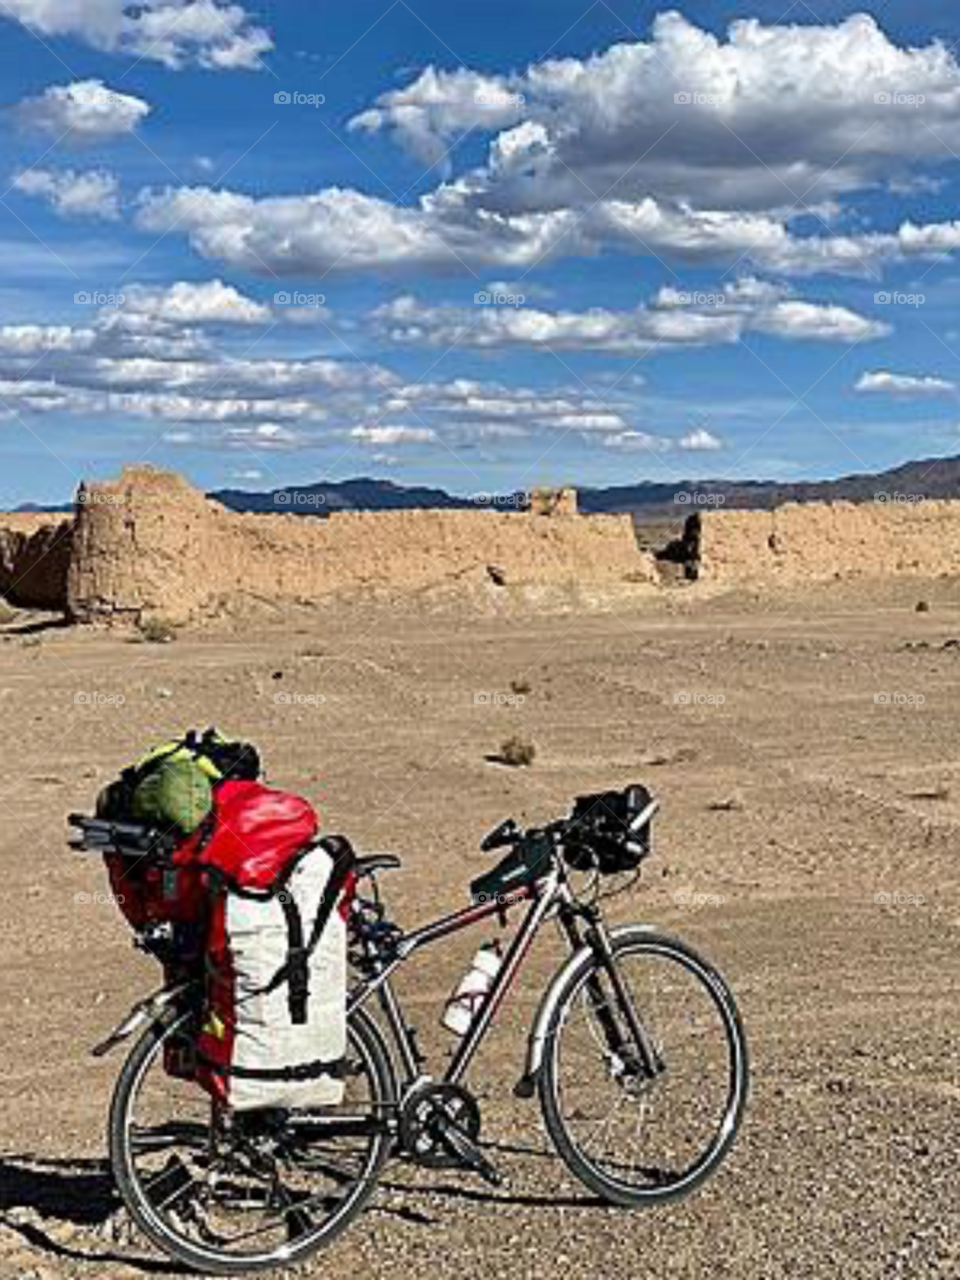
left=2, top=576, right=960, bottom=1278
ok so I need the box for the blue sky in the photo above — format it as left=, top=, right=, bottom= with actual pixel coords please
left=3, top=0, right=960, bottom=504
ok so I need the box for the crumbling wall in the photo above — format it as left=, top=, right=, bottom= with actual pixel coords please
left=0, top=514, right=72, bottom=609
left=12, top=478, right=960, bottom=620
left=693, top=501, right=960, bottom=586
left=528, top=486, right=578, bottom=516
left=66, top=467, right=656, bottom=622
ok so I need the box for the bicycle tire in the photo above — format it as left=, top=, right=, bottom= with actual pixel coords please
left=538, top=927, right=748, bottom=1207
left=109, top=1002, right=395, bottom=1275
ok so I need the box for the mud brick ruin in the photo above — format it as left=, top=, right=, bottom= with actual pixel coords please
left=2, top=466, right=958, bottom=622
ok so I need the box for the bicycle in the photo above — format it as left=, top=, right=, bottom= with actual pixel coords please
left=72, top=783, right=749, bottom=1275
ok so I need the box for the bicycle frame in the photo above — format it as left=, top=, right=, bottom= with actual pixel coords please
left=93, top=860, right=662, bottom=1102
left=348, top=867, right=561, bottom=1088
left=347, top=862, right=662, bottom=1094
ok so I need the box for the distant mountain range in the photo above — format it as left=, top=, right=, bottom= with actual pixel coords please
left=12, top=502, right=72, bottom=514
left=210, top=456, right=960, bottom=519
left=12, top=456, right=960, bottom=519
left=212, top=477, right=484, bottom=514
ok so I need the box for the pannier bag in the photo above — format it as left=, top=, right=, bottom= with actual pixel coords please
left=97, top=728, right=261, bottom=933
left=81, top=741, right=354, bottom=1109
left=195, top=787, right=355, bottom=1111
left=102, top=826, right=210, bottom=933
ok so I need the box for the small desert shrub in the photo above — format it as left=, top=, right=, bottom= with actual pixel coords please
left=510, top=677, right=532, bottom=696
left=499, top=735, right=536, bottom=767
left=137, top=614, right=177, bottom=643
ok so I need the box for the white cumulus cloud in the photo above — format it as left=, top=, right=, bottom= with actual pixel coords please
left=133, top=179, right=960, bottom=280
left=370, top=281, right=885, bottom=355
left=854, top=370, right=957, bottom=394
left=601, top=431, right=672, bottom=451
left=2, top=2, right=271, bottom=69
left=14, top=167, right=120, bottom=219
left=351, top=425, right=435, bottom=445
left=680, top=427, right=722, bottom=450
left=18, top=80, right=150, bottom=143
left=353, top=13, right=960, bottom=212
left=121, top=279, right=270, bottom=325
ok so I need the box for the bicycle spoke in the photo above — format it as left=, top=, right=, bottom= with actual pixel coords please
left=542, top=934, right=746, bottom=1203
left=142, top=1156, right=197, bottom=1213
left=114, top=1008, right=392, bottom=1270
left=130, top=1121, right=208, bottom=1155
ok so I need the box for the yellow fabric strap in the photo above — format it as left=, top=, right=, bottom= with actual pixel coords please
left=135, top=739, right=224, bottom=780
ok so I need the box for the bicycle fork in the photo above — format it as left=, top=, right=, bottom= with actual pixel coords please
left=573, top=911, right=665, bottom=1081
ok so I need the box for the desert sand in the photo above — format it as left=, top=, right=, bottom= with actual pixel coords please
left=1, top=567, right=959, bottom=1278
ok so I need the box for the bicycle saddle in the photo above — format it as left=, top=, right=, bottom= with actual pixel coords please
left=355, top=853, right=402, bottom=876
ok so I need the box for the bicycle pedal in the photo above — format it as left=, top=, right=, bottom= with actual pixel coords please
left=512, top=1074, right=535, bottom=1099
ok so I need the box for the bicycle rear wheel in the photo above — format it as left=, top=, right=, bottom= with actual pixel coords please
left=109, top=1003, right=395, bottom=1274
left=539, top=927, right=747, bottom=1206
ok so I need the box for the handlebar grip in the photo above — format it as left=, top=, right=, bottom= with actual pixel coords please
left=628, top=799, right=659, bottom=832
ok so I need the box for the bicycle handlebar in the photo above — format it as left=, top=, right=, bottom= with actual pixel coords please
left=478, top=790, right=659, bottom=859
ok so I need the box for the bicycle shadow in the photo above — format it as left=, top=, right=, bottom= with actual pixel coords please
left=0, top=1153, right=182, bottom=1274
left=375, top=1139, right=608, bottom=1222
left=0, top=1144, right=611, bottom=1266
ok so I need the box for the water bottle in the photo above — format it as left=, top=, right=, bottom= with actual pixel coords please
left=442, top=942, right=502, bottom=1035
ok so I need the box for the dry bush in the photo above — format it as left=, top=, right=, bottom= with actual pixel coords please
left=499, top=735, right=536, bottom=767
left=136, top=614, right=178, bottom=643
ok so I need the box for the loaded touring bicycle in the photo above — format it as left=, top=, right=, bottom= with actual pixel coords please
left=70, top=775, right=748, bottom=1275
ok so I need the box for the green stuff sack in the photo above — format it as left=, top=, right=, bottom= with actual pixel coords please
left=95, top=728, right=261, bottom=829
left=130, top=755, right=214, bottom=835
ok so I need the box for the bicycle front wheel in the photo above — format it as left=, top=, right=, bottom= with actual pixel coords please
left=539, top=927, right=748, bottom=1207
left=109, top=1002, right=395, bottom=1275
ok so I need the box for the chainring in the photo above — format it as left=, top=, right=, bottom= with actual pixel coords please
left=398, top=1082, right=482, bottom=1168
